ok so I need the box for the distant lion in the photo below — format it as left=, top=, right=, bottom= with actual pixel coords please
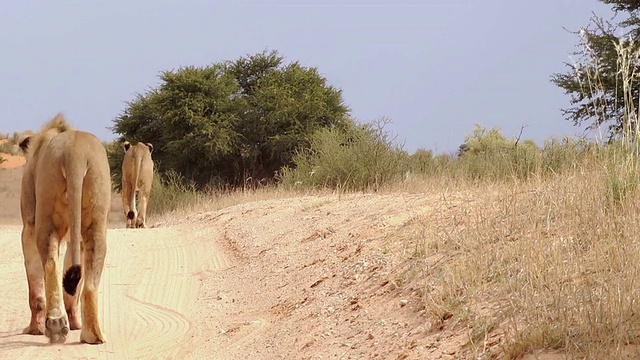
left=19, top=114, right=109, bottom=344
left=121, top=141, right=154, bottom=228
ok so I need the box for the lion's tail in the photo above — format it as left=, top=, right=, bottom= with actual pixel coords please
left=127, top=152, right=143, bottom=221
left=62, top=151, right=84, bottom=296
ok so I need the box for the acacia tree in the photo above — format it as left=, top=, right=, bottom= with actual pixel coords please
left=551, top=0, right=640, bottom=139
left=228, top=51, right=349, bottom=180
left=110, top=50, right=349, bottom=188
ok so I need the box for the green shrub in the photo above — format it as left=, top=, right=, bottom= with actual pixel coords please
left=418, top=125, right=594, bottom=182
left=408, top=148, right=436, bottom=174
left=147, top=170, right=199, bottom=216
left=0, top=139, right=20, bottom=155
left=277, top=117, right=409, bottom=191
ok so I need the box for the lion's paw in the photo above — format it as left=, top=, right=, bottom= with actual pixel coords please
left=80, top=327, right=105, bottom=344
left=45, top=315, right=69, bottom=344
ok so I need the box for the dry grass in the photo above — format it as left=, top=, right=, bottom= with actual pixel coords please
left=385, top=156, right=640, bottom=359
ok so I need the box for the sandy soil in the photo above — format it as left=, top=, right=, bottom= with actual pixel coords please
left=0, top=140, right=25, bottom=170
left=0, top=153, right=26, bottom=169
left=0, top=155, right=548, bottom=359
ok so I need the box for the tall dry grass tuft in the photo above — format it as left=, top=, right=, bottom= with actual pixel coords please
left=615, top=36, right=640, bottom=143
left=605, top=36, right=640, bottom=205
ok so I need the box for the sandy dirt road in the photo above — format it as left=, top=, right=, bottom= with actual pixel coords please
left=0, top=223, right=230, bottom=359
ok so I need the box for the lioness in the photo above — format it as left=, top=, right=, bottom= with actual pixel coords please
left=19, top=114, right=109, bottom=344
left=121, top=141, right=153, bottom=228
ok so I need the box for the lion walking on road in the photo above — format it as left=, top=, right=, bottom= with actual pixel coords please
left=121, top=141, right=154, bottom=229
left=19, top=114, right=109, bottom=344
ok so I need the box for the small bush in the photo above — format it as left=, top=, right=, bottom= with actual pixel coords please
left=406, top=125, right=594, bottom=182
left=456, top=125, right=549, bottom=181
left=147, top=170, right=199, bottom=216
left=277, top=117, right=410, bottom=191
left=408, top=148, right=436, bottom=174
left=0, top=139, right=20, bottom=155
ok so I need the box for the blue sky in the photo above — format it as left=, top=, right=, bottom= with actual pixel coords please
left=0, top=0, right=613, bottom=154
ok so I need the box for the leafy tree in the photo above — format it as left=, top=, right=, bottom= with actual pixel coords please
left=157, top=64, right=242, bottom=186
left=110, top=50, right=349, bottom=188
left=551, top=0, right=640, bottom=139
left=228, top=52, right=349, bottom=181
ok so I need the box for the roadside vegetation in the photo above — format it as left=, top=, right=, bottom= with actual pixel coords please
left=0, top=132, right=27, bottom=165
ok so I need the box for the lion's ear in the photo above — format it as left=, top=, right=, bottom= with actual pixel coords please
left=19, top=136, right=32, bottom=153
left=145, top=143, right=154, bottom=154
left=123, top=141, right=131, bottom=152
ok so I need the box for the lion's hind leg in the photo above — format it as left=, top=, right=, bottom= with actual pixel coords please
left=37, top=225, right=69, bottom=344
left=79, top=223, right=107, bottom=344
left=136, top=190, right=150, bottom=228
left=21, top=223, right=45, bottom=335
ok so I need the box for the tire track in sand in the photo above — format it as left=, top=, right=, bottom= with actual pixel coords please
left=0, top=224, right=231, bottom=359
left=104, top=226, right=231, bottom=359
